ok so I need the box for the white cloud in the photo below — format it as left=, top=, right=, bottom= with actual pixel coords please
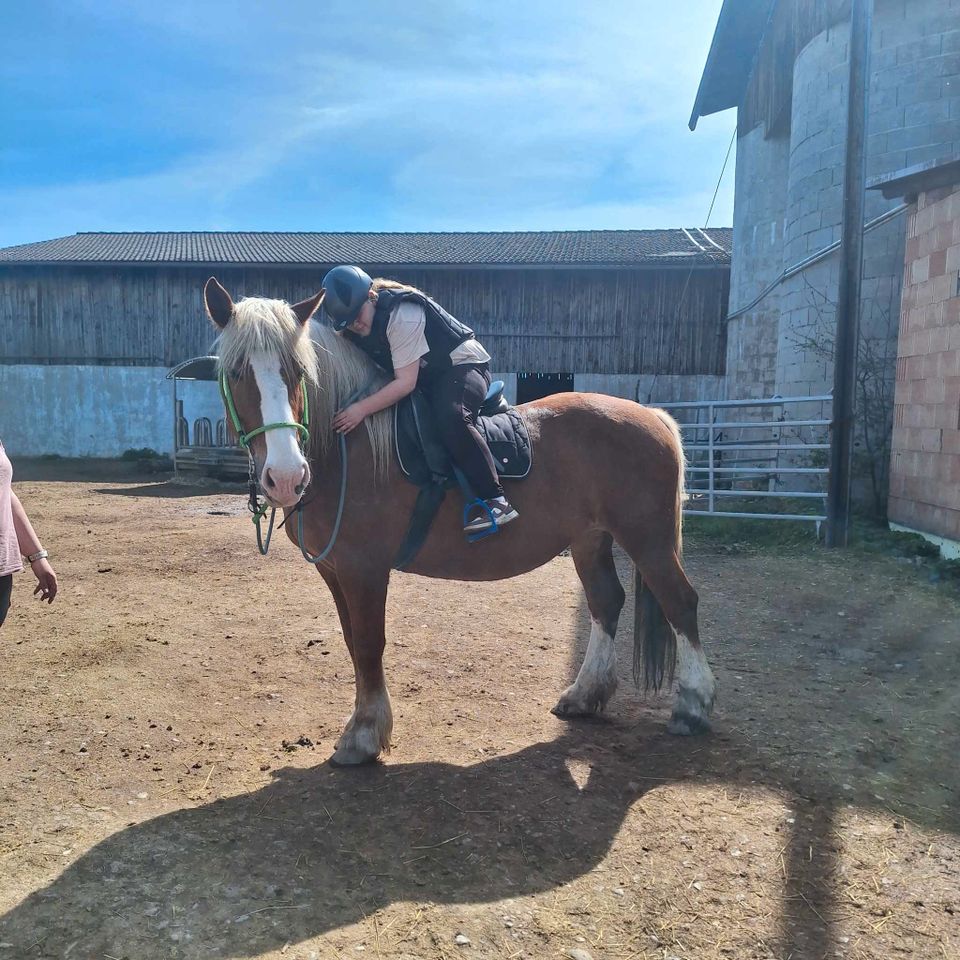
left=0, top=0, right=734, bottom=245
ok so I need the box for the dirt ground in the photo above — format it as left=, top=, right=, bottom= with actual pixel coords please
left=1, top=460, right=958, bottom=960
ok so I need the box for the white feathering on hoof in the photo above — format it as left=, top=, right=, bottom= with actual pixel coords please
left=553, top=619, right=619, bottom=716
left=669, top=634, right=716, bottom=735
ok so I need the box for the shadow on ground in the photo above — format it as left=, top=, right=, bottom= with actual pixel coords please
left=93, top=480, right=243, bottom=500
left=1, top=548, right=957, bottom=959
left=0, top=726, right=680, bottom=959
left=13, top=457, right=242, bottom=500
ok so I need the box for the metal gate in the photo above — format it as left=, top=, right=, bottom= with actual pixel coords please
left=653, top=395, right=833, bottom=525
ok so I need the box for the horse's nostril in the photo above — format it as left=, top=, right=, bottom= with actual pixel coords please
left=294, top=481, right=305, bottom=495
left=263, top=469, right=276, bottom=489
left=296, top=464, right=309, bottom=496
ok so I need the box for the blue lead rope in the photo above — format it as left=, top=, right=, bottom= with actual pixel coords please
left=252, top=499, right=277, bottom=555
left=254, top=381, right=371, bottom=565
left=294, top=430, right=348, bottom=564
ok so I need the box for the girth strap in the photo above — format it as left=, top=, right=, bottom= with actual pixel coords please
left=392, top=483, right=447, bottom=571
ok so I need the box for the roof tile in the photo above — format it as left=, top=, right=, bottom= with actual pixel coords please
left=0, top=230, right=731, bottom=267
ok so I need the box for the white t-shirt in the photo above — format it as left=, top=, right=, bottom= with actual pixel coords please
left=386, top=301, right=491, bottom=370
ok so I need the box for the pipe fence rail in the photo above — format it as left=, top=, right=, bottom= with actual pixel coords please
left=653, top=395, right=833, bottom=525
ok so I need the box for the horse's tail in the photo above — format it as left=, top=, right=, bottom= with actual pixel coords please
left=651, top=407, right=686, bottom=558
left=631, top=407, right=685, bottom=690
left=632, top=569, right=677, bottom=691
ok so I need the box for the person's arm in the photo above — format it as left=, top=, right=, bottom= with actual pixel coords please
left=10, top=492, right=58, bottom=604
left=333, top=362, right=419, bottom=433
left=334, top=301, right=428, bottom=434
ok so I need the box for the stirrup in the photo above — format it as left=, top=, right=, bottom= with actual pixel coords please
left=463, top=498, right=499, bottom=542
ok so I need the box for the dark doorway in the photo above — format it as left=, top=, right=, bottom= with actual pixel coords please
left=516, top=372, right=575, bottom=404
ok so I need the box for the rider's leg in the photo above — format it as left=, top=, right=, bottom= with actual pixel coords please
left=427, top=363, right=502, bottom=500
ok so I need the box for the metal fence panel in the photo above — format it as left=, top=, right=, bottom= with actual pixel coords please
left=652, top=395, right=833, bottom=526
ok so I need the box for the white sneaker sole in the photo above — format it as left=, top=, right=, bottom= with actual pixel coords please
left=464, top=508, right=519, bottom=534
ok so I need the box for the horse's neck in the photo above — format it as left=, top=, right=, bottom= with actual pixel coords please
left=313, top=328, right=378, bottom=396
left=308, top=333, right=390, bottom=474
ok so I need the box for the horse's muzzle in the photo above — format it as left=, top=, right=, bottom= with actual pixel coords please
left=261, top=461, right=310, bottom=509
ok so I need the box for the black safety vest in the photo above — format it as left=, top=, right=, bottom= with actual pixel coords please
left=343, top=288, right=475, bottom=379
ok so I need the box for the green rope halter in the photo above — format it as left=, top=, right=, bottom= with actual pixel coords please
left=218, top=370, right=310, bottom=448
left=218, top=368, right=370, bottom=564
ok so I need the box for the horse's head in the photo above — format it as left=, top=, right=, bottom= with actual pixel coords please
left=204, top=277, right=324, bottom=509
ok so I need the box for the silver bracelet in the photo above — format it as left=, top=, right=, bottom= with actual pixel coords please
left=24, top=549, right=48, bottom=564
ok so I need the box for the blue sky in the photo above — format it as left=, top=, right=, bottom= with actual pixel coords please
left=0, top=1, right=734, bottom=248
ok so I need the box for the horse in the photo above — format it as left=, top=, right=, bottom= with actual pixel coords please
left=203, top=277, right=716, bottom=765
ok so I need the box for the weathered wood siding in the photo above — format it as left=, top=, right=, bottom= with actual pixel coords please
left=738, top=0, right=850, bottom=138
left=0, top=265, right=729, bottom=375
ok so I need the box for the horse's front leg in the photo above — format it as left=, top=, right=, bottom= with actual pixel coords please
left=331, top=568, right=393, bottom=766
left=316, top=564, right=354, bottom=659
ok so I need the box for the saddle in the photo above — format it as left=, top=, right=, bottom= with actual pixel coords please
left=395, top=380, right=531, bottom=488
left=392, top=381, right=532, bottom=569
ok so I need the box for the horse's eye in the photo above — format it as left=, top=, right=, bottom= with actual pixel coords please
left=230, top=368, right=242, bottom=381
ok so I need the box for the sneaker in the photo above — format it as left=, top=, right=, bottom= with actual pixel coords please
left=464, top=497, right=519, bottom=534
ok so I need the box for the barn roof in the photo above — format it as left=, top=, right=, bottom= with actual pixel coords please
left=0, top=229, right=732, bottom=269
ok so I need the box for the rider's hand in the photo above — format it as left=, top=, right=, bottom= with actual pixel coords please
left=333, top=402, right=367, bottom=434
left=31, top=558, right=58, bottom=604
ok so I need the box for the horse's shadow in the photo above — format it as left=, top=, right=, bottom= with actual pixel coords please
left=3, top=559, right=958, bottom=959
left=2, top=686, right=958, bottom=960
left=0, top=727, right=676, bottom=959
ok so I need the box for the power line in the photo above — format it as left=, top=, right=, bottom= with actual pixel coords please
left=704, top=126, right=737, bottom=229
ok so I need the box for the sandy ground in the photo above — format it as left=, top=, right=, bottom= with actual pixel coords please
left=0, top=461, right=958, bottom=960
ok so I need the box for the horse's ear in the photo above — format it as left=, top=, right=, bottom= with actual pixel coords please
left=291, top=289, right=326, bottom=326
left=204, top=277, right=234, bottom=329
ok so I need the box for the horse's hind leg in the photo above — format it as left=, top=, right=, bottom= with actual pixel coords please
left=552, top=530, right=625, bottom=718
left=635, top=550, right=716, bottom=735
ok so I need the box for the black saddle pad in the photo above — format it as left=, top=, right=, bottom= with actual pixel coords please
left=395, top=389, right=532, bottom=488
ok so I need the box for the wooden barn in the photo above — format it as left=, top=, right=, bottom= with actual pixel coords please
left=0, top=230, right=730, bottom=456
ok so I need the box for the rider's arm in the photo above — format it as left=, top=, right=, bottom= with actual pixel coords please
left=333, top=302, right=426, bottom=433
left=358, top=362, right=420, bottom=415
left=359, top=301, right=427, bottom=415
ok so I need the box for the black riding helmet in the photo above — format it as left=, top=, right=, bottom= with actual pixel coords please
left=321, top=265, right=374, bottom=330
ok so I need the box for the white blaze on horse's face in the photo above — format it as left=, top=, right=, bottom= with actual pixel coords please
left=250, top=352, right=310, bottom=508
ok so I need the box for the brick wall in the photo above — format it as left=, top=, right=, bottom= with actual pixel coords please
left=888, top=182, right=960, bottom=542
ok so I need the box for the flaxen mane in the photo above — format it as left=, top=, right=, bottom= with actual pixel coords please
left=216, top=297, right=393, bottom=478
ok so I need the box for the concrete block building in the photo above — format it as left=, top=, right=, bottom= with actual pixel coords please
left=691, top=0, right=960, bottom=508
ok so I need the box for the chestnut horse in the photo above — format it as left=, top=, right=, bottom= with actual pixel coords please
left=203, top=278, right=716, bottom=765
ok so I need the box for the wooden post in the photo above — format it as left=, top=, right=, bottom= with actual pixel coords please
left=826, top=0, right=873, bottom=547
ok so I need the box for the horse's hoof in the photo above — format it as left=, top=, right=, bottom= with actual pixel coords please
left=667, top=712, right=712, bottom=736
left=551, top=691, right=601, bottom=719
left=329, top=744, right=381, bottom=767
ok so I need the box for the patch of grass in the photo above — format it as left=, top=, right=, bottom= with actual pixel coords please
left=684, top=497, right=823, bottom=551
left=684, top=504, right=960, bottom=591
left=850, top=516, right=960, bottom=588
left=685, top=514, right=820, bottom=550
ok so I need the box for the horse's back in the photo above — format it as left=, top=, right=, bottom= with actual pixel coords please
left=518, top=390, right=682, bottom=456
left=404, top=390, right=684, bottom=580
